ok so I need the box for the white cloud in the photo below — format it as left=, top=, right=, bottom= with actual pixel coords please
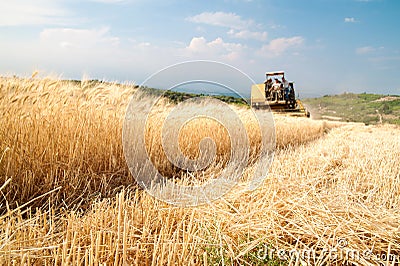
left=356, top=46, right=375, bottom=54
left=344, top=17, right=357, bottom=23
left=186, top=37, right=207, bottom=53
left=186, top=12, right=253, bottom=30
left=88, top=0, right=128, bottom=3
left=356, top=46, right=384, bottom=55
left=269, top=23, right=286, bottom=30
left=0, top=1, right=75, bottom=26
left=227, top=29, right=267, bottom=41
left=185, top=36, right=244, bottom=61
left=259, top=36, right=304, bottom=57
left=40, top=27, right=120, bottom=49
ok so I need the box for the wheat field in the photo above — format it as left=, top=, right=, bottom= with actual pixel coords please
left=0, top=76, right=399, bottom=265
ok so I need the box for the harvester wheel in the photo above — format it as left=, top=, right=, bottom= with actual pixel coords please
left=288, top=100, right=296, bottom=109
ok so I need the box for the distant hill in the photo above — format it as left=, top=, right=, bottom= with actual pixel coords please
left=303, top=93, right=400, bottom=125
left=60, top=79, right=249, bottom=106
left=139, top=86, right=249, bottom=106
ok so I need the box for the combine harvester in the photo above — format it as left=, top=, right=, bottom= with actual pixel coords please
left=251, top=71, right=310, bottom=117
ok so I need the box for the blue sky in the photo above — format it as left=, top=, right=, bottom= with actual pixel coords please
left=1, top=0, right=399, bottom=97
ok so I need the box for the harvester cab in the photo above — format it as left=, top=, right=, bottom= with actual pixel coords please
left=251, top=71, right=310, bottom=117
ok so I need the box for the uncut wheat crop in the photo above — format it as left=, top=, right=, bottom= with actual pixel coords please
left=0, top=76, right=399, bottom=265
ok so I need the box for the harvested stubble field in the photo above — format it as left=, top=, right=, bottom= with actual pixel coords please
left=0, top=77, right=399, bottom=265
